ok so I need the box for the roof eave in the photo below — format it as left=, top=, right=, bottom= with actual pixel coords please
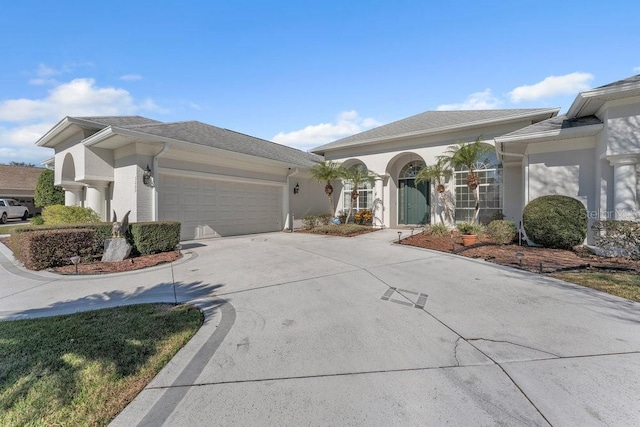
left=567, top=80, right=640, bottom=118
left=495, top=123, right=604, bottom=145
left=313, top=108, right=560, bottom=154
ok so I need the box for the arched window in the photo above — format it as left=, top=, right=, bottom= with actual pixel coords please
left=399, top=161, right=425, bottom=179
left=454, top=149, right=503, bottom=223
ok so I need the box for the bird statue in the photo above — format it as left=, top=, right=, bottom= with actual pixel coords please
left=112, top=210, right=131, bottom=238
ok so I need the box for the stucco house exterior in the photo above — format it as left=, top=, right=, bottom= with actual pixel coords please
left=35, top=117, right=327, bottom=239
left=35, top=74, right=639, bottom=242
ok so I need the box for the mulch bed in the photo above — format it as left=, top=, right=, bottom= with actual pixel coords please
left=400, top=232, right=640, bottom=274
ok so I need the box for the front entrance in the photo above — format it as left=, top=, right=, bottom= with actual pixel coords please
left=398, top=161, right=430, bottom=225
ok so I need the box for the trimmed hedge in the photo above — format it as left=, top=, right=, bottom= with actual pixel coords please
left=14, top=228, right=96, bottom=270
left=487, top=220, right=516, bottom=245
left=592, top=220, right=640, bottom=259
left=131, top=221, right=181, bottom=255
left=523, top=195, right=587, bottom=249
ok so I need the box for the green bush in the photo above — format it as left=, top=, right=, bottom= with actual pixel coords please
left=130, top=222, right=180, bottom=255
left=423, top=223, right=450, bottom=236
left=302, top=215, right=318, bottom=230
left=34, top=169, right=64, bottom=208
left=456, top=222, right=485, bottom=236
left=523, top=195, right=587, bottom=249
left=42, top=205, right=100, bottom=225
left=13, top=228, right=96, bottom=270
left=30, top=215, right=45, bottom=225
left=317, top=213, right=332, bottom=226
left=592, top=220, right=640, bottom=259
left=487, top=220, right=516, bottom=245
left=310, top=224, right=370, bottom=235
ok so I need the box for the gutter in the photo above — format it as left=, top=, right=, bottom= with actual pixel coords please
left=153, top=143, right=170, bottom=221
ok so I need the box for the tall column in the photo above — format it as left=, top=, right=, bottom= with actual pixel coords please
left=85, top=182, right=108, bottom=221
left=373, top=176, right=385, bottom=228
left=63, top=184, right=83, bottom=207
left=608, top=156, right=639, bottom=220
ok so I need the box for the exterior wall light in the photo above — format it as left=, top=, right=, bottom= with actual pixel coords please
left=293, top=183, right=300, bottom=194
left=143, top=165, right=153, bottom=186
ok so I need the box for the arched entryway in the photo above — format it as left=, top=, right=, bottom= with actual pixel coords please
left=398, top=161, right=430, bottom=225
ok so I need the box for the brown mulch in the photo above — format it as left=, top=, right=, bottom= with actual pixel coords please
left=50, top=251, right=181, bottom=275
left=400, top=232, right=640, bottom=274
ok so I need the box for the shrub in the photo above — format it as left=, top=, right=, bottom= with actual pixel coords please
left=310, top=224, right=371, bottom=236
left=302, top=215, right=319, bottom=230
left=487, top=220, right=516, bottom=245
left=456, top=222, right=484, bottom=236
left=13, top=228, right=96, bottom=270
left=34, top=169, right=64, bottom=208
left=353, top=209, right=373, bottom=225
left=317, top=213, right=332, bottom=226
left=423, top=223, right=450, bottom=236
left=30, top=215, right=44, bottom=225
left=42, top=205, right=100, bottom=225
left=592, top=220, right=640, bottom=259
left=130, top=222, right=181, bottom=255
left=337, top=210, right=347, bottom=224
left=523, top=195, right=587, bottom=249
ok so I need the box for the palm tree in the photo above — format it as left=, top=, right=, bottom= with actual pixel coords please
left=309, top=161, right=343, bottom=215
left=415, top=157, right=453, bottom=224
left=441, top=137, right=492, bottom=223
left=341, top=165, right=376, bottom=224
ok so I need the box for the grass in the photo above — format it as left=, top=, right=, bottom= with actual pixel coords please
left=0, top=223, right=31, bottom=235
left=309, top=224, right=375, bottom=236
left=0, top=304, right=203, bottom=426
left=551, top=272, right=640, bottom=302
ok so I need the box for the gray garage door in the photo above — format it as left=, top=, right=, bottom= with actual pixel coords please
left=158, top=174, right=283, bottom=240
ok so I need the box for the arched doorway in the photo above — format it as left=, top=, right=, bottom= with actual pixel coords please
left=398, top=161, right=430, bottom=225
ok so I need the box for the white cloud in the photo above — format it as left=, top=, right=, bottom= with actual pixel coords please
left=509, top=72, right=594, bottom=103
left=272, top=110, right=381, bottom=151
left=0, top=77, right=164, bottom=164
left=634, top=66, right=640, bottom=72
left=437, top=89, right=502, bottom=111
left=120, top=74, right=143, bottom=81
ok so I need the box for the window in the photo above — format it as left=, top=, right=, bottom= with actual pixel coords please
left=454, top=150, right=502, bottom=223
left=342, top=181, right=373, bottom=212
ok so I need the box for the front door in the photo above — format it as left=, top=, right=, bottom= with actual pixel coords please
left=399, top=179, right=430, bottom=225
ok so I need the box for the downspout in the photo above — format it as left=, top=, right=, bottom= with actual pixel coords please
left=285, top=168, right=300, bottom=231
left=152, top=143, right=169, bottom=221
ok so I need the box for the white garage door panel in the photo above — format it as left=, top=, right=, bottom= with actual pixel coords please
left=158, top=174, right=283, bottom=240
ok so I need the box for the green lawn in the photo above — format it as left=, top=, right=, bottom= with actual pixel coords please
left=0, top=304, right=203, bottom=426
left=0, top=223, right=30, bottom=235
left=551, top=272, right=640, bottom=302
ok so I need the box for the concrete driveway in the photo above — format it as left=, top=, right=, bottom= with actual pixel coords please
left=1, top=229, right=639, bottom=426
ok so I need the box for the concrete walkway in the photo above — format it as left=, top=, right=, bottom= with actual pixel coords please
left=1, top=229, right=639, bottom=425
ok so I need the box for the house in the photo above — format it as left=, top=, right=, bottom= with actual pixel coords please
left=0, top=164, right=46, bottom=215
left=35, top=117, right=327, bottom=239
left=35, top=74, right=639, bottom=242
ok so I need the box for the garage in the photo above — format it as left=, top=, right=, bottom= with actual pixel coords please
left=158, top=173, right=284, bottom=240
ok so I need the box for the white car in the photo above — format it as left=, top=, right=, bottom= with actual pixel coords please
left=0, top=198, right=29, bottom=223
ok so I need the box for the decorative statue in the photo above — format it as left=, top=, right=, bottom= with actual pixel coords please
left=112, top=210, right=131, bottom=238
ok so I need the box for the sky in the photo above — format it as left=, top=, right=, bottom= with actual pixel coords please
left=1, top=0, right=639, bottom=165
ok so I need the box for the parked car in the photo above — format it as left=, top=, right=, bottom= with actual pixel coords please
left=0, top=198, right=29, bottom=223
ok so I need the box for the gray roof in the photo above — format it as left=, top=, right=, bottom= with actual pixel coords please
left=80, top=118, right=323, bottom=167
left=595, top=74, right=640, bottom=89
left=499, top=115, right=603, bottom=139
left=312, top=108, right=558, bottom=153
left=72, top=116, right=162, bottom=128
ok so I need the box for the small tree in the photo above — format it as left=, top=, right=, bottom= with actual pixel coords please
left=440, top=137, right=492, bottom=224
left=34, top=169, right=65, bottom=208
left=415, top=157, right=453, bottom=224
left=309, top=161, right=343, bottom=215
left=340, top=165, right=376, bottom=224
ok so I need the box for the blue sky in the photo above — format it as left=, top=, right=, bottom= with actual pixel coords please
left=1, top=0, right=639, bottom=165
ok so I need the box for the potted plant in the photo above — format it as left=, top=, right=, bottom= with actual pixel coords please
left=456, top=222, right=483, bottom=246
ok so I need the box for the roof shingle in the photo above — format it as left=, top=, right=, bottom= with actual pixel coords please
left=0, top=165, right=44, bottom=192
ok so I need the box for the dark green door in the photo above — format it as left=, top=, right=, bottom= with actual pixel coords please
left=399, top=179, right=430, bottom=224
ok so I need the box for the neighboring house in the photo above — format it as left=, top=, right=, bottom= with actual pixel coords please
left=0, top=164, right=46, bottom=216
left=35, top=74, right=640, bottom=241
left=35, top=117, right=327, bottom=239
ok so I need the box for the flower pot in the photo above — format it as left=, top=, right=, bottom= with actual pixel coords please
left=461, top=234, right=478, bottom=246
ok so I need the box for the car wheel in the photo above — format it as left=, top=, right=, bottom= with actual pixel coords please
left=22, top=210, right=29, bottom=221
left=0, top=213, right=6, bottom=224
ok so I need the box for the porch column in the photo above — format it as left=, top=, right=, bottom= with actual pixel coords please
left=373, top=176, right=385, bottom=228
left=63, top=184, right=83, bottom=207
left=85, top=182, right=109, bottom=221
left=608, top=155, right=639, bottom=220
